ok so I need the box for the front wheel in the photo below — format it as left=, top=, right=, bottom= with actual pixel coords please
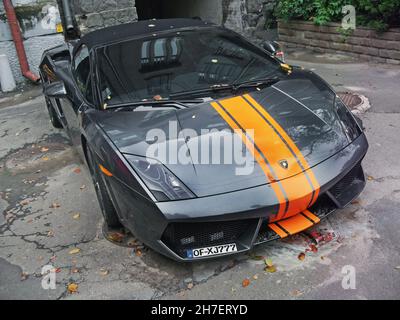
left=86, top=146, right=122, bottom=228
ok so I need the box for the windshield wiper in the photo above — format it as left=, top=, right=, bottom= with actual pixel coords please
left=169, top=77, right=280, bottom=99
left=106, top=98, right=204, bottom=110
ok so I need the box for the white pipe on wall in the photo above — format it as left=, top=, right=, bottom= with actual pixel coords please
left=0, top=54, right=16, bottom=92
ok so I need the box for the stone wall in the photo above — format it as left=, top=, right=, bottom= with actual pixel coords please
left=278, top=20, right=400, bottom=65
left=223, top=0, right=277, bottom=42
left=72, top=0, right=137, bottom=34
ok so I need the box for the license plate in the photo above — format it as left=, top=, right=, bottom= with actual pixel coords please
left=186, top=243, right=237, bottom=259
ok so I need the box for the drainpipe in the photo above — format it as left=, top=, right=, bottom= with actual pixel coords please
left=3, top=0, right=40, bottom=83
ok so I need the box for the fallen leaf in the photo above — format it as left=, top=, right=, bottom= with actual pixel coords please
left=50, top=202, right=60, bottom=209
left=310, top=244, right=318, bottom=253
left=67, top=283, right=78, bottom=294
left=68, top=248, right=81, bottom=255
left=187, top=283, right=194, bottom=290
left=54, top=267, right=62, bottom=273
left=242, top=278, right=250, bottom=287
left=72, top=213, right=80, bottom=220
left=127, top=239, right=139, bottom=247
left=99, top=269, right=109, bottom=276
left=47, top=230, right=54, bottom=237
left=73, top=168, right=81, bottom=174
left=40, top=147, right=49, bottom=152
left=264, top=265, right=277, bottom=273
left=253, top=274, right=259, bottom=280
left=21, top=272, right=28, bottom=281
left=80, top=185, right=86, bottom=190
left=264, top=258, right=274, bottom=267
left=71, top=268, right=79, bottom=273
left=107, top=232, right=125, bottom=243
left=42, top=156, right=49, bottom=161
left=290, top=289, right=303, bottom=297
left=135, top=249, right=143, bottom=257
left=367, top=175, right=374, bottom=181
left=298, top=252, right=306, bottom=261
left=20, top=199, right=29, bottom=206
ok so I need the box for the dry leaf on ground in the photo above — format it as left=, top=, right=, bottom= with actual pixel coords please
left=68, top=248, right=81, bottom=255
left=50, top=202, right=60, bottom=209
left=310, top=244, right=318, bottom=253
left=264, top=258, right=274, bottom=267
left=242, top=279, right=250, bottom=287
left=99, top=269, right=109, bottom=276
left=107, top=232, right=125, bottom=242
left=20, top=199, right=29, bottom=206
left=298, top=252, right=306, bottom=261
left=265, top=265, right=277, bottom=273
left=67, top=283, right=78, bottom=294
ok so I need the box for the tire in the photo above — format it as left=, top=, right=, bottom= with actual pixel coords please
left=86, top=146, right=122, bottom=228
left=45, top=97, right=63, bottom=129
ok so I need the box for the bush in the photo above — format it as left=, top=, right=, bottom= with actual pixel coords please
left=275, top=0, right=400, bottom=31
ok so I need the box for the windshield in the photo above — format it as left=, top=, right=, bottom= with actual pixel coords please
left=96, top=28, right=280, bottom=106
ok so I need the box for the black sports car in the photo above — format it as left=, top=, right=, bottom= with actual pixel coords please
left=40, top=18, right=368, bottom=261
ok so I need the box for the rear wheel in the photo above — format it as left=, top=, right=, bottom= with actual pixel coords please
left=86, top=146, right=122, bottom=228
left=45, top=97, right=63, bottom=129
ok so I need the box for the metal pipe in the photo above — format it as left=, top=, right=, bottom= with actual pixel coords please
left=61, top=0, right=74, bottom=31
left=3, top=0, right=40, bottom=83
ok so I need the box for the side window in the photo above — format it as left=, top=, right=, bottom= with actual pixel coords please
left=73, top=45, right=92, bottom=102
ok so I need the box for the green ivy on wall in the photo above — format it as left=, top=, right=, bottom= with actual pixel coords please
left=275, top=0, right=400, bottom=31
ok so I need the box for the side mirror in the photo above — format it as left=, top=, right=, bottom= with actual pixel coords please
left=262, top=41, right=285, bottom=62
left=44, top=81, right=67, bottom=98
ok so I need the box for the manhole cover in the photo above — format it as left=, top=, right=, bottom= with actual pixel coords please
left=338, top=92, right=362, bottom=110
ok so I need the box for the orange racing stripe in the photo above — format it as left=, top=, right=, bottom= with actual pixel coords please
left=210, top=101, right=288, bottom=219
left=217, top=96, right=314, bottom=221
left=243, top=94, right=320, bottom=206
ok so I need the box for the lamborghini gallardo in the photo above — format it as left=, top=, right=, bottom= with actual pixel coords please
left=40, top=19, right=368, bottom=261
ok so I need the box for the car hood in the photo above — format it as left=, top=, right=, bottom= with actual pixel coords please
left=96, top=70, right=352, bottom=197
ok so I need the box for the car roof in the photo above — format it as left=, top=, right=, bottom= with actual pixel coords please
left=78, top=18, right=213, bottom=50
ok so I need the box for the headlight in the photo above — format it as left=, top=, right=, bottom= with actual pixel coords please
left=334, top=97, right=362, bottom=142
left=125, top=154, right=195, bottom=201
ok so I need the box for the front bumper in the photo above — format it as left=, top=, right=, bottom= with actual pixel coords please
left=110, top=133, right=368, bottom=261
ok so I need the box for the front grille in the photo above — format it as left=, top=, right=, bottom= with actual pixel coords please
left=308, top=193, right=337, bottom=219
left=162, top=219, right=258, bottom=258
left=328, top=162, right=365, bottom=206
